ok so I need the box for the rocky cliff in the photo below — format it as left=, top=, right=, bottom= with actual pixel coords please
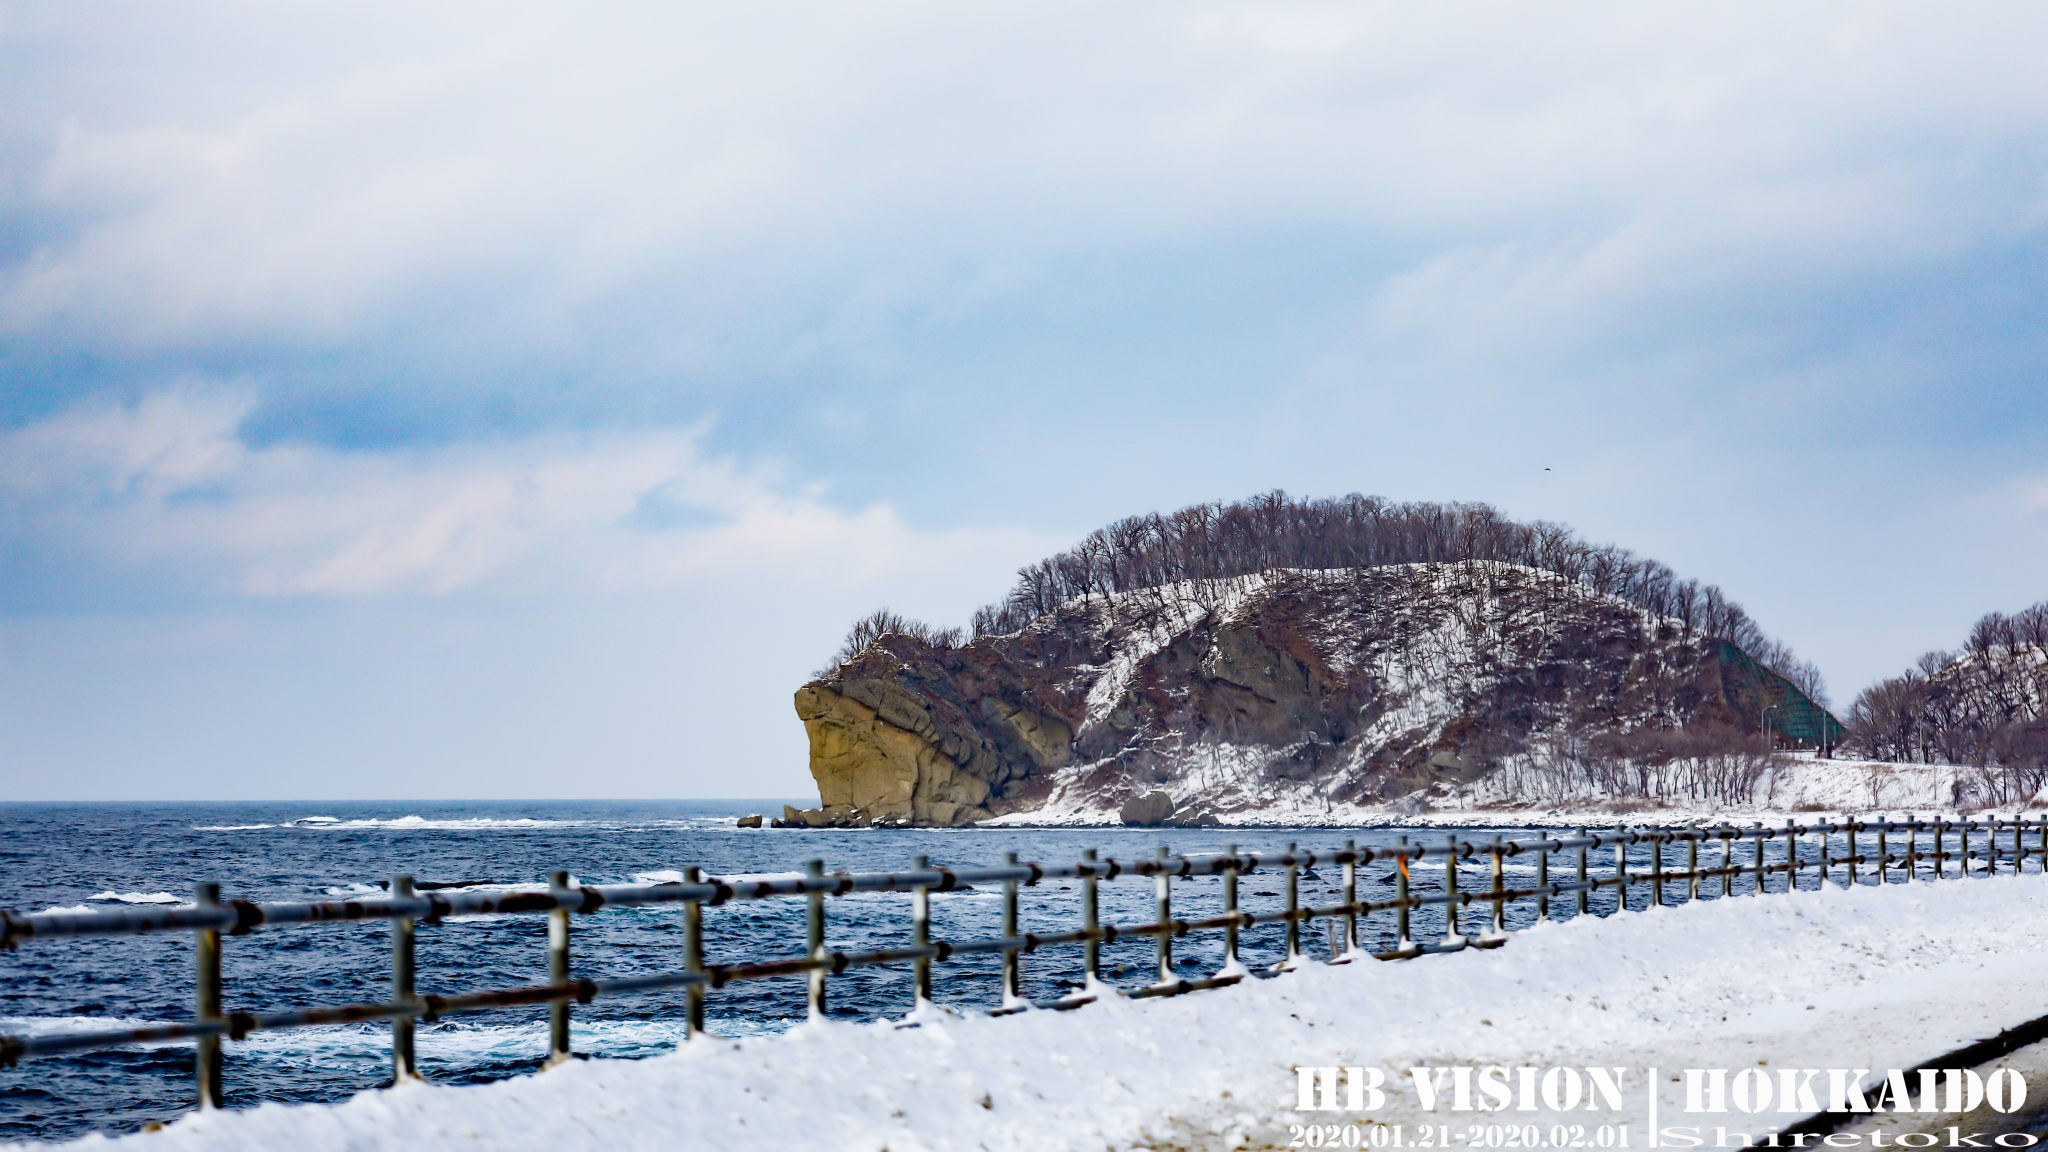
left=792, top=561, right=1838, bottom=825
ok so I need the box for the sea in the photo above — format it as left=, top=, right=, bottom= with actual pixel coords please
left=0, top=801, right=1664, bottom=1144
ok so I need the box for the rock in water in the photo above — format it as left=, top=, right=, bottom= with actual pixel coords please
left=736, top=814, right=763, bottom=828
left=1119, top=791, right=1175, bottom=826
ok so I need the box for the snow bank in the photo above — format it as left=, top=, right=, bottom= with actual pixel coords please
left=988, top=751, right=2030, bottom=828
left=27, top=875, right=2048, bottom=1152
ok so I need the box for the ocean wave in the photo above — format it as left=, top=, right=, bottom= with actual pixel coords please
left=86, top=891, right=182, bottom=905
left=303, top=815, right=571, bottom=830
left=708, top=870, right=808, bottom=884
left=195, top=815, right=762, bottom=835
left=321, top=882, right=384, bottom=896
left=307, top=878, right=561, bottom=911
left=0, top=1014, right=169, bottom=1040
left=193, top=815, right=581, bottom=832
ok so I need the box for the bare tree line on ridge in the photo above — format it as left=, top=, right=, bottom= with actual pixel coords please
left=824, top=491, right=1826, bottom=704
left=1846, top=602, right=2048, bottom=798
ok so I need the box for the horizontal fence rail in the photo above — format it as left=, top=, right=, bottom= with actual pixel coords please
left=3, top=815, right=2046, bottom=1116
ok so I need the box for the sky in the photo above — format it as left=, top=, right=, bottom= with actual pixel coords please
left=2, top=1, right=2046, bottom=801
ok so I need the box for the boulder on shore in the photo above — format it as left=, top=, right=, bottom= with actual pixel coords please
left=774, top=803, right=873, bottom=829
left=1119, top=790, right=1176, bottom=827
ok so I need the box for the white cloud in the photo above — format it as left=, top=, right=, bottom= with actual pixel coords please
left=6, top=1, right=2047, bottom=363
left=0, top=388, right=1048, bottom=600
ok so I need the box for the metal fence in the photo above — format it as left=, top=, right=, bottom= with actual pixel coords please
left=2, top=815, right=2044, bottom=1116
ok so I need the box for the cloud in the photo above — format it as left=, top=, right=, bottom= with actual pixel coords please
left=1, top=0, right=2047, bottom=719
left=6, top=2, right=2047, bottom=409
left=0, top=388, right=1045, bottom=604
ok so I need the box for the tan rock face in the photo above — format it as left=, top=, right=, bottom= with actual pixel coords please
left=794, top=683, right=1004, bottom=826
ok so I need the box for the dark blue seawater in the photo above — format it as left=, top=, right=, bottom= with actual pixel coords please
left=0, top=801, right=1702, bottom=1144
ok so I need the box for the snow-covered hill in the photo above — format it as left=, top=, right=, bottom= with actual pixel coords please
left=796, top=562, right=1841, bottom=826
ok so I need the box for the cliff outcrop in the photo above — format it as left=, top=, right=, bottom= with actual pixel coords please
left=793, top=561, right=1839, bottom=826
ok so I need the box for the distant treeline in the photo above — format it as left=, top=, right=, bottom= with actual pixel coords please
left=826, top=491, right=1825, bottom=703
left=1847, top=602, right=2048, bottom=791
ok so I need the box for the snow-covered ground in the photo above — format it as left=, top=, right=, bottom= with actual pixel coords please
left=28, top=871, right=2048, bottom=1151
left=987, top=751, right=2032, bottom=828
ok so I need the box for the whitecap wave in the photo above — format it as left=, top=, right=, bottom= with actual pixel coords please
left=711, top=870, right=808, bottom=884
left=87, top=891, right=182, bottom=904
left=322, top=882, right=384, bottom=896
left=37, top=904, right=97, bottom=915
left=192, top=823, right=279, bottom=830
left=0, top=1014, right=173, bottom=1040
left=295, top=815, right=572, bottom=830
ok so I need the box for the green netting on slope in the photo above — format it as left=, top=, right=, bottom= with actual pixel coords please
left=1712, top=639, right=1847, bottom=748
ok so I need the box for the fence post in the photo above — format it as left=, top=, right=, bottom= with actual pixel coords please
left=1907, top=815, right=1919, bottom=882
left=1720, top=826, right=1733, bottom=897
left=1751, top=824, right=1766, bottom=895
left=1486, top=836, right=1506, bottom=941
left=1080, top=849, right=1101, bottom=987
left=392, top=875, right=418, bottom=1081
left=1575, top=838, right=1589, bottom=917
left=1444, top=836, right=1464, bottom=943
left=1155, top=846, right=1174, bottom=983
left=1933, top=820, right=1945, bottom=882
left=1783, top=822, right=1799, bottom=892
left=683, top=865, right=705, bottom=1036
left=1613, top=826, right=1627, bottom=913
left=1650, top=833, right=1664, bottom=908
left=1342, top=839, right=1358, bottom=956
left=194, top=882, right=224, bottom=1110
left=805, top=859, right=827, bottom=1020
left=1397, top=836, right=1415, bottom=950
left=2016, top=818, right=2025, bottom=879
left=1847, top=821, right=1859, bottom=887
left=1221, top=845, right=1240, bottom=970
left=546, top=870, right=572, bottom=1066
left=1537, top=838, right=1551, bottom=921
left=1004, top=851, right=1024, bottom=1004
left=1878, top=821, right=1890, bottom=885
left=1687, top=827, right=1700, bottom=902
left=911, top=855, right=933, bottom=1006
left=1283, top=842, right=1301, bottom=966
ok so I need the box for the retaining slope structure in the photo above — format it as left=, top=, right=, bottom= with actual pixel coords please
left=1, top=816, right=2044, bottom=1121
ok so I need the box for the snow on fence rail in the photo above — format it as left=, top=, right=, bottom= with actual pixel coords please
left=1, top=817, right=2044, bottom=1117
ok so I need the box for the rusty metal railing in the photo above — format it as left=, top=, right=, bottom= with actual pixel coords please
left=2, top=814, right=2044, bottom=1115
